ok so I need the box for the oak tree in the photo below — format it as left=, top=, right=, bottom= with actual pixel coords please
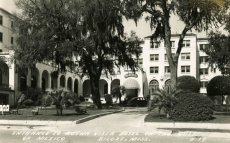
left=14, top=0, right=142, bottom=108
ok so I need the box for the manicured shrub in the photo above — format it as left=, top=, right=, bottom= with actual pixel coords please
left=176, top=76, right=200, bottom=93
left=170, top=92, right=214, bottom=121
left=207, top=76, right=230, bottom=96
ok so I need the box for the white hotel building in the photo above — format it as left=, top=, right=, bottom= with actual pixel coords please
left=142, top=34, right=221, bottom=96
left=0, top=8, right=222, bottom=106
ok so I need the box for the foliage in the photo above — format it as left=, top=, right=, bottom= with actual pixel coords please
left=122, top=0, right=228, bottom=89
left=43, top=90, right=81, bottom=115
left=203, top=1, right=230, bottom=75
left=25, top=87, right=43, bottom=105
left=42, top=93, right=53, bottom=107
left=176, top=76, right=200, bottom=93
left=170, top=92, right=214, bottom=121
left=207, top=76, right=230, bottom=96
left=17, top=92, right=26, bottom=108
left=22, top=99, right=34, bottom=106
left=148, top=87, right=178, bottom=118
left=104, top=94, right=113, bottom=107
left=111, top=86, right=126, bottom=104
left=14, top=0, right=143, bottom=109
left=204, top=32, right=230, bottom=75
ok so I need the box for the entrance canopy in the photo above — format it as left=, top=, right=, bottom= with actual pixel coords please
left=123, top=79, right=140, bottom=89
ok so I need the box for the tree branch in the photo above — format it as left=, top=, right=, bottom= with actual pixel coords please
left=175, top=23, right=195, bottom=61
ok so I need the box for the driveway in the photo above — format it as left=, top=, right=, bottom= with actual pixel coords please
left=0, top=107, right=230, bottom=143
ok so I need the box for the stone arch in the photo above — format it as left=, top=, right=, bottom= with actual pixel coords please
left=31, top=68, right=39, bottom=88
left=67, top=77, right=72, bottom=91
left=123, top=78, right=140, bottom=100
left=60, top=75, right=66, bottom=88
left=0, top=62, right=9, bottom=86
left=51, top=71, right=58, bottom=90
left=111, top=79, right=120, bottom=93
left=83, top=79, right=91, bottom=97
left=100, top=79, right=108, bottom=96
left=42, top=70, right=49, bottom=91
left=74, top=79, right=78, bottom=94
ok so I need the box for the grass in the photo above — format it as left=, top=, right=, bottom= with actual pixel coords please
left=0, top=106, right=121, bottom=121
left=145, top=109, right=230, bottom=124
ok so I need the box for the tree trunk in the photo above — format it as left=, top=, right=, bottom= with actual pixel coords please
left=164, top=23, right=177, bottom=90
left=170, top=63, right=178, bottom=90
left=90, top=75, right=102, bottom=109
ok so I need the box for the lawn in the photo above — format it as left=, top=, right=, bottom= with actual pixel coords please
left=0, top=106, right=122, bottom=121
left=145, top=109, right=230, bottom=124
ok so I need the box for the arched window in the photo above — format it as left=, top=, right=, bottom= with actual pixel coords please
left=149, top=80, right=159, bottom=95
left=104, top=83, right=108, bottom=94
left=67, top=77, right=72, bottom=91
left=165, top=79, right=171, bottom=92
left=74, top=79, right=78, bottom=94
left=60, top=75, right=65, bottom=88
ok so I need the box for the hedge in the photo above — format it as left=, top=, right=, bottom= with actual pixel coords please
left=176, top=76, right=200, bottom=93
left=207, top=76, right=230, bottom=97
left=170, top=92, right=214, bottom=121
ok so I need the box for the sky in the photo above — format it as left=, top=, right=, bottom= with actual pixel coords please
left=0, top=0, right=153, bottom=38
left=0, top=0, right=214, bottom=39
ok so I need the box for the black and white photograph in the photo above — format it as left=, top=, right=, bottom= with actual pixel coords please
left=0, top=0, right=230, bottom=142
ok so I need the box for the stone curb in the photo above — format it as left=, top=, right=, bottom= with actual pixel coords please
left=0, top=109, right=125, bottom=126
left=75, top=109, right=125, bottom=124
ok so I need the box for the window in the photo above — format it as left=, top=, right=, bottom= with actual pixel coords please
left=0, top=15, right=2, bottom=25
left=200, top=44, right=209, bottom=51
left=149, top=80, right=159, bottom=94
left=181, top=66, right=190, bottom=73
left=150, top=67, right=159, bottom=74
left=150, top=54, right=159, bottom=61
left=200, top=56, right=208, bottom=63
left=165, top=66, right=170, bottom=73
left=200, top=81, right=208, bottom=88
left=11, top=37, right=13, bottom=44
left=171, top=41, right=175, bottom=48
left=181, top=53, right=190, bottom=60
left=0, top=32, right=2, bottom=42
left=200, top=68, right=208, bottom=75
left=150, top=41, right=160, bottom=49
left=182, top=40, right=190, bottom=48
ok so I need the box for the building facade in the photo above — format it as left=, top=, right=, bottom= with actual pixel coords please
left=0, top=8, right=222, bottom=106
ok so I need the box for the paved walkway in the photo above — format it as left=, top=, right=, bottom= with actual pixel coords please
left=0, top=107, right=230, bottom=131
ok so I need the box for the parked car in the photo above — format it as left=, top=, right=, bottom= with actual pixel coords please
left=126, top=97, right=148, bottom=107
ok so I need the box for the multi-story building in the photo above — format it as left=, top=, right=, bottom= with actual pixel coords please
left=197, top=38, right=222, bottom=94
left=141, top=34, right=222, bottom=96
left=0, top=8, right=16, bottom=105
left=0, top=7, right=223, bottom=106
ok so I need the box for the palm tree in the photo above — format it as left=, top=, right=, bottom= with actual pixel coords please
left=111, top=86, right=126, bottom=104
left=148, top=87, right=179, bottom=118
